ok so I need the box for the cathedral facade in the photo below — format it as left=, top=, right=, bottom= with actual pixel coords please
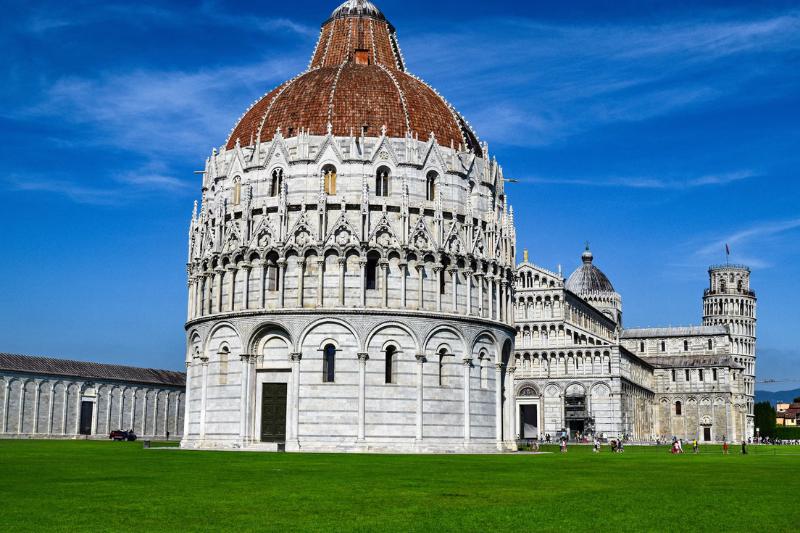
left=514, top=249, right=755, bottom=443
left=181, top=1, right=755, bottom=452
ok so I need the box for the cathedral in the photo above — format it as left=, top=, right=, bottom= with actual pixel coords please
left=180, top=0, right=756, bottom=452
left=514, top=248, right=755, bottom=444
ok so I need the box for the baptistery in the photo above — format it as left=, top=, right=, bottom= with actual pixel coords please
left=182, top=0, right=517, bottom=452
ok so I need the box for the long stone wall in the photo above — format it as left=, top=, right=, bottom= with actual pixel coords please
left=0, top=372, right=185, bottom=440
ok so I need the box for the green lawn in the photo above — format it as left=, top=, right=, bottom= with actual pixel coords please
left=1, top=440, right=798, bottom=532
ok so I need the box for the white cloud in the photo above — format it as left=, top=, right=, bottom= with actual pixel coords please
left=5, top=165, right=192, bottom=205
left=518, top=170, right=757, bottom=189
left=19, top=58, right=300, bottom=159
left=404, top=11, right=800, bottom=146
left=695, top=217, right=800, bottom=259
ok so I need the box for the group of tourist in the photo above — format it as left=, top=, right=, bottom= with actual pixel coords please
left=753, top=437, right=800, bottom=445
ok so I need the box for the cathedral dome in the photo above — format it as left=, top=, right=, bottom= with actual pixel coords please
left=226, top=0, right=481, bottom=154
left=565, top=245, right=616, bottom=294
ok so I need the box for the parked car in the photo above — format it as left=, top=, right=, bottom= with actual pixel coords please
left=109, top=429, right=137, bottom=441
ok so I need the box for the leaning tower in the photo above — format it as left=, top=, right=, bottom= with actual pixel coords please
left=702, top=265, right=756, bottom=437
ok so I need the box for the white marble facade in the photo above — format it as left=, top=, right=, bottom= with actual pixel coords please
left=181, top=116, right=517, bottom=454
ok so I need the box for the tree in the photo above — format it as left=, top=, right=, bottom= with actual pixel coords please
left=793, top=396, right=800, bottom=403
left=754, top=401, right=777, bottom=438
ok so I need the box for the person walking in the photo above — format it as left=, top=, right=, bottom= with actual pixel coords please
left=741, top=440, right=747, bottom=455
left=723, top=440, right=729, bottom=455
left=560, top=437, right=568, bottom=453
left=693, top=439, right=698, bottom=454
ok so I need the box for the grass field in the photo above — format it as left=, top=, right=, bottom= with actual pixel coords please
left=1, top=440, right=798, bottom=532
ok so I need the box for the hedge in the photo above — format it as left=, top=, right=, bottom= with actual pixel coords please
left=773, top=426, right=800, bottom=439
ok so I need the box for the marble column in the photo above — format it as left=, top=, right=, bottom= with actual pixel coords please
left=496, top=279, right=503, bottom=322
left=17, top=382, right=25, bottom=434
left=186, top=279, right=194, bottom=321
left=278, top=259, right=287, bottom=308
left=215, top=268, right=224, bottom=313
left=357, top=352, right=368, bottom=441
left=415, top=354, right=426, bottom=442
left=501, top=281, right=509, bottom=323
left=296, top=259, right=306, bottom=308
left=183, top=362, right=192, bottom=438
left=399, top=261, right=408, bottom=308
left=290, top=353, right=302, bottom=445
left=259, top=262, right=266, bottom=309
left=495, top=362, right=503, bottom=444
left=449, top=267, right=458, bottom=313
left=32, top=382, right=40, bottom=434
left=416, top=264, right=424, bottom=310
left=463, top=358, right=472, bottom=443
left=380, top=261, right=389, bottom=308
left=151, top=392, right=158, bottom=437
left=228, top=267, right=237, bottom=312
left=242, top=264, right=251, bottom=310
left=248, top=355, right=257, bottom=444
left=359, top=258, right=367, bottom=307
left=507, top=366, right=516, bottom=441
left=74, top=385, right=81, bottom=434
left=487, top=275, right=494, bottom=320
left=118, top=388, right=125, bottom=432
left=476, top=273, right=484, bottom=317
left=434, top=265, right=443, bottom=312
left=48, top=383, right=55, bottom=434
left=465, top=269, right=473, bottom=316
left=163, top=393, right=170, bottom=437
left=1, top=381, right=8, bottom=433
left=338, top=257, right=346, bottom=306
left=62, top=385, right=68, bottom=434
left=239, top=354, right=250, bottom=445
left=142, top=390, right=148, bottom=436
left=199, top=358, right=209, bottom=440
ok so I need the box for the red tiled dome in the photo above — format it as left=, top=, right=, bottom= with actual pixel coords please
left=226, top=1, right=481, bottom=155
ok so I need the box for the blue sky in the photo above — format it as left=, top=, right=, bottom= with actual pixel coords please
left=1, top=1, right=798, bottom=389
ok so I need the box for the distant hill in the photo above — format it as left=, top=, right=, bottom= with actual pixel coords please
left=756, top=388, right=800, bottom=405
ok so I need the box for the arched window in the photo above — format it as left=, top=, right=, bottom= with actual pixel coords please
left=712, top=368, right=718, bottom=381
left=640, top=342, right=645, bottom=353
left=366, top=254, right=378, bottom=290
left=683, top=340, right=689, bottom=352
left=426, top=171, right=437, bottom=201
left=660, top=341, right=666, bottom=352
left=438, top=348, right=448, bottom=386
left=265, top=257, right=279, bottom=291
left=708, top=339, right=713, bottom=350
left=685, top=369, right=690, bottom=381
left=671, top=369, right=676, bottom=381
left=479, top=352, right=489, bottom=389
left=375, top=166, right=390, bottom=197
left=270, top=168, right=283, bottom=197
left=675, top=401, right=682, bottom=416
left=322, top=164, right=337, bottom=195
left=232, top=177, right=242, bottom=205
left=385, top=345, right=397, bottom=384
left=323, top=344, right=336, bottom=383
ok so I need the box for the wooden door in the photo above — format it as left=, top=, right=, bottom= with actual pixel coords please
left=260, top=383, right=287, bottom=442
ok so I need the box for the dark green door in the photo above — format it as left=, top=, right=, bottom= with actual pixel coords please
left=260, top=383, right=287, bottom=442
left=79, top=401, right=93, bottom=435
